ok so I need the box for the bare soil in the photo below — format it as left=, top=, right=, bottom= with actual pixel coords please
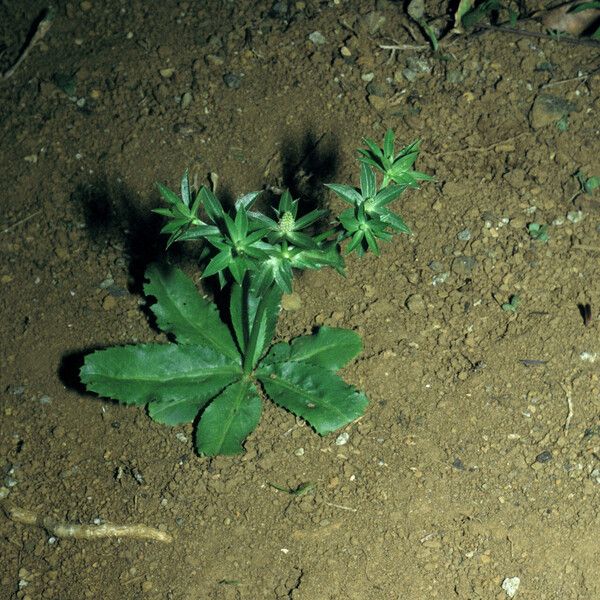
left=1, top=1, right=599, bottom=599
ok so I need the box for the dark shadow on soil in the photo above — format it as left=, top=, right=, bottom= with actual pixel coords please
left=280, top=129, right=339, bottom=213
left=70, top=175, right=171, bottom=294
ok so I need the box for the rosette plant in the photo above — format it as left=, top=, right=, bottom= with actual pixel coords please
left=80, top=130, right=428, bottom=456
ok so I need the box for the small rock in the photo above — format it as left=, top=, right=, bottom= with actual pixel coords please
left=308, top=31, right=326, bottom=45
left=529, top=93, right=577, bottom=129
left=335, top=432, right=350, bottom=446
left=294, top=447, right=305, bottom=456
left=282, top=293, right=302, bottom=311
left=405, top=294, right=426, bottom=313
left=181, top=91, right=193, bottom=109
left=567, top=210, right=584, bottom=223
left=432, top=272, right=450, bottom=286
left=502, top=576, right=520, bottom=598
left=361, top=72, right=375, bottom=82
left=159, top=68, right=175, bottom=78
left=205, top=54, right=224, bottom=66
left=535, top=450, right=553, bottom=463
left=402, top=68, right=418, bottom=82
left=457, top=228, right=471, bottom=241
left=452, top=255, right=477, bottom=276
left=102, top=295, right=117, bottom=310
left=446, top=69, right=464, bottom=83
left=362, top=11, right=386, bottom=34
left=406, top=56, right=431, bottom=73
left=368, top=95, right=387, bottom=111
left=223, top=73, right=241, bottom=88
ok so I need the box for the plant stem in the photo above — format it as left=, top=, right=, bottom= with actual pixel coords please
left=242, top=282, right=278, bottom=375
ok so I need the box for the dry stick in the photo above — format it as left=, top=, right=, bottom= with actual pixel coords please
left=473, top=24, right=600, bottom=48
left=2, top=503, right=173, bottom=543
left=1, top=9, right=54, bottom=80
left=559, top=382, right=574, bottom=434
left=2, top=210, right=42, bottom=234
left=542, top=67, right=600, bottom=89
left=429, top=132, right=529, bottom=157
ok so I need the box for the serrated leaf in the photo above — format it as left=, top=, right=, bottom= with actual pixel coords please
left=260, top=327, right=362, bottom=371
left=144, top=264, right=239, bottom=360
left=257, top=362, right=367, bottom=435
left=195, top=379, right=261, bottom=455
left=80, top=343, right=241, bottom=406
left=148, top=372, right=238, bottom=425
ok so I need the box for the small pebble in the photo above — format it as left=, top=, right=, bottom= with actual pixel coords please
left=535, top=450, right=553, bottom=463
left=502, top=576, right=520, bottom=598
left=308, top=31, right=326, bottom=45
left=335, top=432, right=350, bottom=446
left=294, top=447, right=305, bottom=456
left=567, top=210, right=584, bottom=223
left=223, top=73, right=242, bottom=89
left=159, top=68, right=175, bottom=78
left=405, top=294, right=426, bottom=313
left=457, top=228, right=471, bottom=241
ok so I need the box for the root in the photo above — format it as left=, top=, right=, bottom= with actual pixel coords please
left=1, top=503, right=173, bottom=543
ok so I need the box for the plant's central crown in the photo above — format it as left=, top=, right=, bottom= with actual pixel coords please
left=279, top=212, right=295, bottom=234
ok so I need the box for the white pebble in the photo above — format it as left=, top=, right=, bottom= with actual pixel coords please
left=335, top=432, right=350, bottom=446
left=502, top=576, right=520, bottom=598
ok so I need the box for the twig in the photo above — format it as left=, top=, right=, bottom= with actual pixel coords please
left=541, top=67, right=600, bottom=89
left=2, top=210, right=41, bottom=234
left=2, top=503, right=173, bottom=543
left=324, top=501, right=357, bottom=512
left=559, top=382, right=573, bottom=434
left=473, top=24, right=600, bottom=47
left=430, top=132, right=529, bottom=157
left=379, top=43, right=429, bottom=51
left=1, top=8, right=54, bottom=80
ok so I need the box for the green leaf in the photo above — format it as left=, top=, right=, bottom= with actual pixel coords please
left=235, top=191, right=261, bottom=211
left=230, top=278, right=282, bottom=362
left=359, top=164, right=376, bottom=199
left=584, top=175, right=600, bottom=192
left=453, top=0, right=474, bottom=28
left=157, top=182, right=182, bottom=206
left=203, top=249, right=232, bottom=279
left=325, top=183, right=364, bottom=206
left=195, top=379, right=262, bottom=455
left=81, top=343, right=241, bottom=406
left=260, top=327, right=362, bottom=371
left=369, top=185, right=405, bottom=210
left=380, top=210, right=411, bottom=234
left=181, top=169, right=191, bottom=207
left=569, top=2, right=600, bottom=13
left=383, top=129, right=395, bottom=160
left=257, top=362, right=368, bottom=435
left=199, top=186, right=224, bottom=222
left=144, top=264, right=239, bottom=360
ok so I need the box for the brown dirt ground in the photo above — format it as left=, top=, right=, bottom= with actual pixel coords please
left=1, top=1, right=600, bottom=599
